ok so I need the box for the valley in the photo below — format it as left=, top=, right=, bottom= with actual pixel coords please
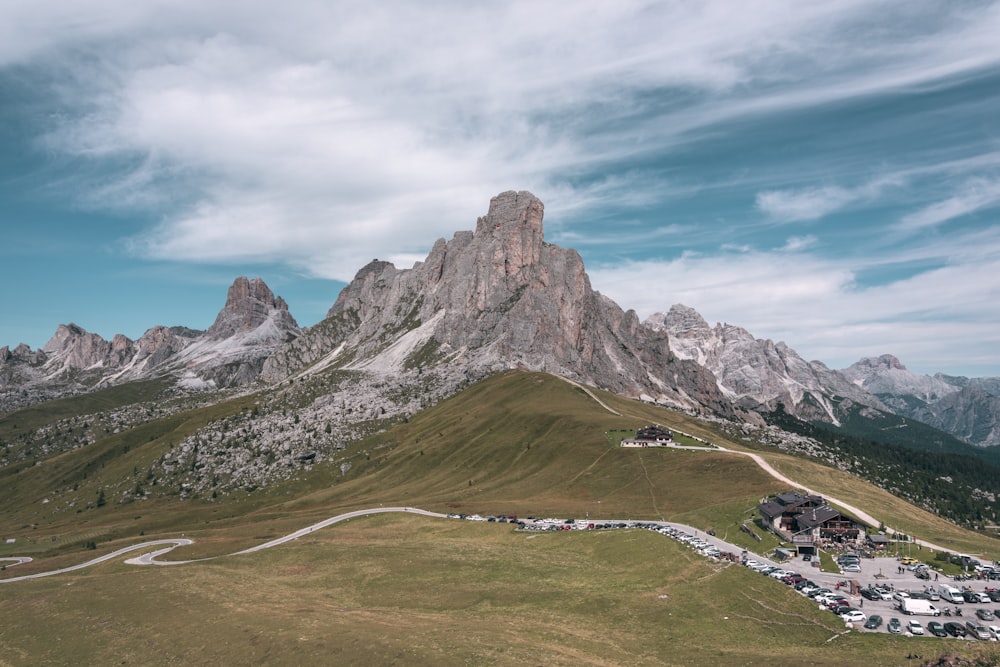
left=2, top=192, right=1000, bottom=665
left=3, top=372, right=1000, bottom=665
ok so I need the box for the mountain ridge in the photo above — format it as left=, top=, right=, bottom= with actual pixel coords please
left=2, top=190, right=998, bottom=451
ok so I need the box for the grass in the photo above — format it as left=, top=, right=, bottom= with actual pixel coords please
left=3, top=370, right=1000, bottom=665
left=8, top=513, right=996, bottom=667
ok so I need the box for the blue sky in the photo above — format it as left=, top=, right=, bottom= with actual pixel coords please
left=2, top=1, right=999, bottom=377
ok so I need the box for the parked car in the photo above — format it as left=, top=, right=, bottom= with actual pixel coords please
left=819, top=594, right=847, bottom=607
left=841, top=610, right=867, bottom=624
left=873, top=587, right=894, bottom=600
left=976, top=608, right=995, bottom=621
left=888, top=618, right=902, bottom=634
left=842, top=563, right=862, bottom=573
left=829, top=601, right=852, bottom=614
left=861, top=588, right=882, bottom=601
left=966, top=620, right=992, bottom=640
left=906, top=620, right=925, bottom=635
left=927, top=621, right=948, bottom=637
left=944, top=621, right=968, bottom=637
left=864, top=615, right=883, bottom=630
left=817, top=593, right=846, bottom=606
left=962, top=590, right=982, bottom=604
left=987, top=589, right=1000, bottom=603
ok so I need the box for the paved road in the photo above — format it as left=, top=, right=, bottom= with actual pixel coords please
left=617, top=518, right=992, bottom=635
left=0, top=539, right=194, bottom=583
left=0, top=507, right=446, bottom=583
left=1, top=503, right=991, bottom=640
left=659, top=438, right=952, bottom=553
left=561, top=376, right=950, bottom=553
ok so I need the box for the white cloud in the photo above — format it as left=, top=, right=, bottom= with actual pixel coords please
left=898, top=177, right=1000, bottom=231
left=6, top=1, right=1000, bottom=375
left=588, top=230, right=1000, bottom=375
left=756, top=186, right=855, bottom=222
left=15, top=2, right=999, bottom=275
left=779, top=235, right=818, bottom=252
left=756, top=175, right=904, bottom=223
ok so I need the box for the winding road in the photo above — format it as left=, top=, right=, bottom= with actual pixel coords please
left=0, top=395, right=962, bottom=584
left=0, top=507, right=445, bottom=583
left=571, top=378, right=950, bottom=554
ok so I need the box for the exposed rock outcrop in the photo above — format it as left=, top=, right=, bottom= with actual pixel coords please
left=1, top=277, right=300, bottom=412
left=208, top=277, right=299, bottom=342
left=266, top=191, right=735, bottom=416
left=649, top=304, right=887, bottom=424
left=843, top=355, right=1000, bottom=447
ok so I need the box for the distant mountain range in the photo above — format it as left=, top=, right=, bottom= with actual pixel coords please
left=2, top=191, right=998, bottom=452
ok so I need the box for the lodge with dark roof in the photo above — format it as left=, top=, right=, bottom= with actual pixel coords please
left=757, top=491, right=867, bottom=555
left=621, top=424, right=673, bottom=447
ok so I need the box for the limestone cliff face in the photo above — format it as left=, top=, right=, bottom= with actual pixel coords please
left=42, top=324, right=132, bottom=372
left=265, top=191, right=735, bottom=416
left=843, top=355, right=1000, bottom=447
left=650, top=304, right=886, bottom=424
left=5, top=277, right=299, bottom=397
left=208, top=276, right=299, bottom=342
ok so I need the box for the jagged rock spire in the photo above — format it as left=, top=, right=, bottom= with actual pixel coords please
left=207, top=277, right=299, bottom=340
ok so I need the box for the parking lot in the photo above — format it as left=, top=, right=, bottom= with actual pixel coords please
left=737, top=545, right=1000, bottom=639
left=464, top=512, right=1000, bottom=640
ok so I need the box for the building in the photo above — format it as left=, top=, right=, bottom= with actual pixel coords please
left=757, top=491, right=866, bottom=555
left=621, top=424, right=673, bottom=447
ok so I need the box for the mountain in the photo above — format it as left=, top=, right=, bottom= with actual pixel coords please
left=647, top=304, right=889, bottom=425
left=4, top=189, right=998, bottom=466
left=842, top=354, right=1000, bottom=447
left=262, top=190, right=737, bottom=418
left=0, top=277, right=300, bottom=412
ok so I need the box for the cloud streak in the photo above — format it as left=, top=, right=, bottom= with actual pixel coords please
left=898, top=177, right=1000, bottom=231
left=589, top=227, right=1000, bottom=375
left=3, top=1, right=1000, bottom=374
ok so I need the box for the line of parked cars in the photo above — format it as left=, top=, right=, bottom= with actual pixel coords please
left=837, top=552, right=861, bottom=573
left=654, top=525, right=723, bottom=558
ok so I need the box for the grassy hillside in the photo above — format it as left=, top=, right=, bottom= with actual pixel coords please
left=8, top=512, right=990, bottom=667
left=3, top=371, right=1000, bottom=665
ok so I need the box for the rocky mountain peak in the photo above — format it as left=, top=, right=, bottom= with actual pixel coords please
left=265, top=190, right=735, bottom=417
left=842, top=353, right=959, bottom=405
left=850, top=354, right=907, bottom=374
left=653, top=304, right=711, bottom=337
left=474, top=190, right=544, bottom=267
left=207, top=277, right=299, bottom=341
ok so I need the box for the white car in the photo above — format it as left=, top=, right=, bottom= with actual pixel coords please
left=841, top=610, right=867, bottom=624
left=987, top=625, right=1000, bottom=640
left=907, top=620, right=925, bottom=635
left=841, top=563, right=862, bottom=573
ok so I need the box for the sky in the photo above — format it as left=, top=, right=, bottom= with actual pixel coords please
left=2, top=1, right=999, bottom=377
